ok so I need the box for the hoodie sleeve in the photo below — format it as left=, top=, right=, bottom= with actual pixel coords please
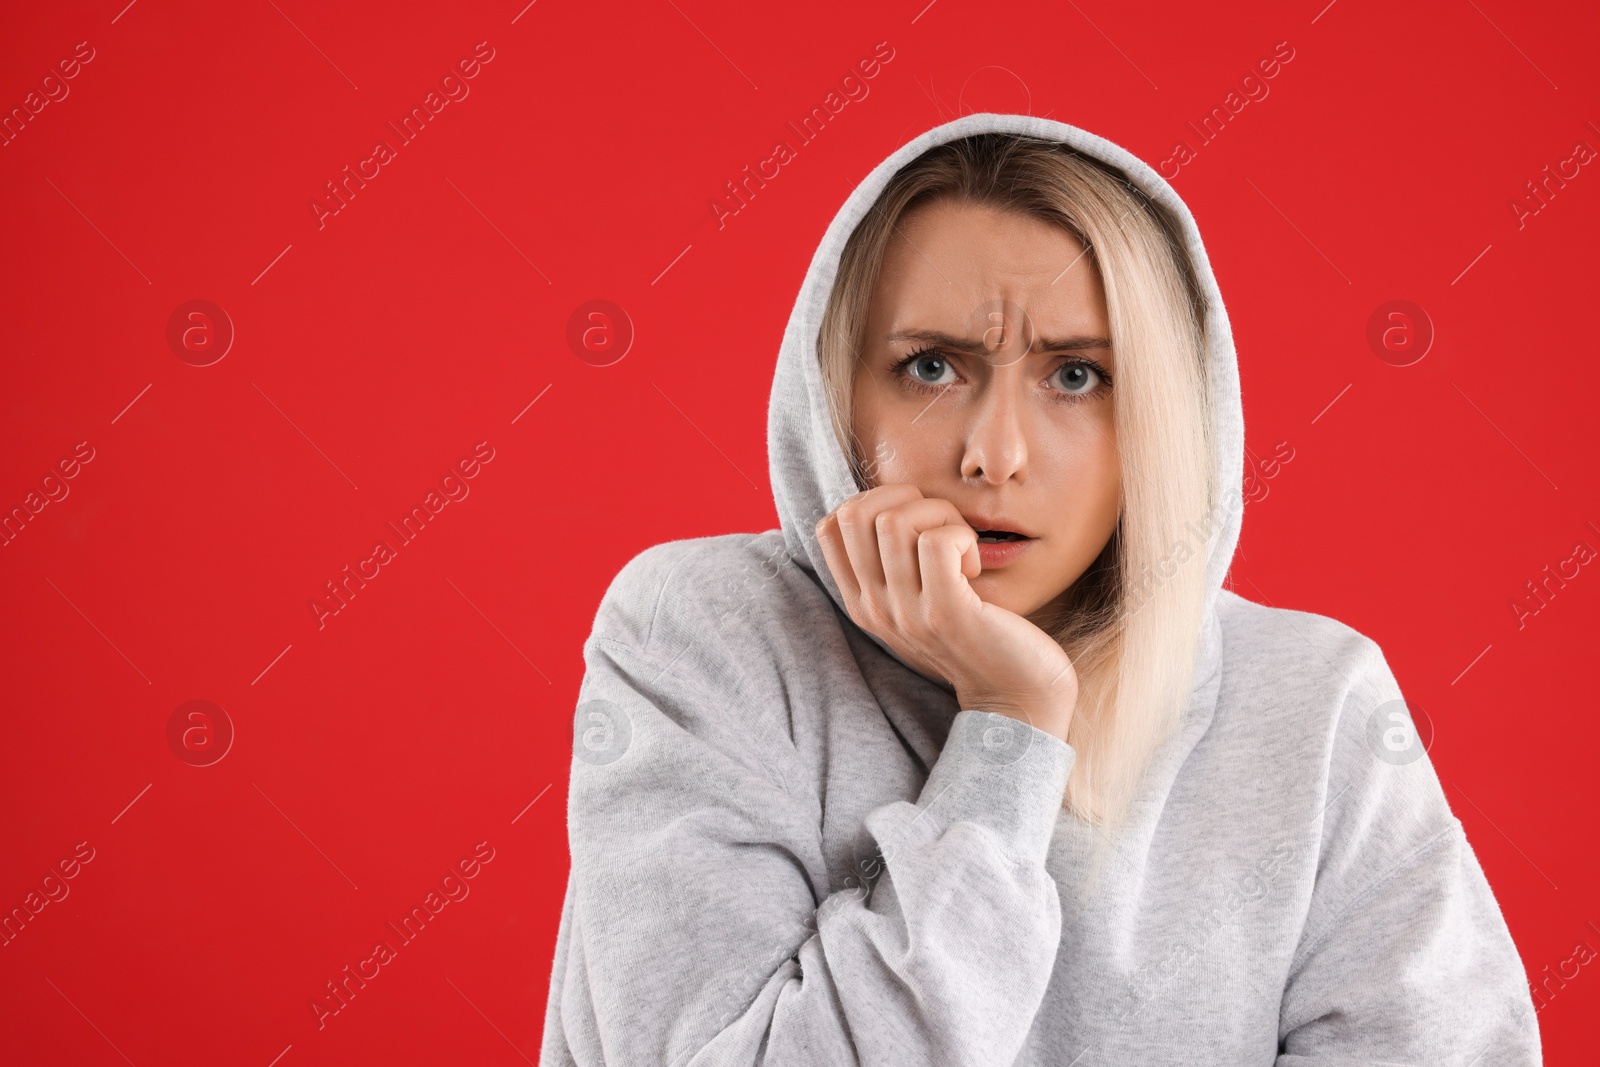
left=539, top=545, right=1076, bottom=1067
left=1275, top=640, right=1543, bottom=1065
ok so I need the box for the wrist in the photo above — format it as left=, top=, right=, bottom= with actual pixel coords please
left=954, top=692, right=1075, bottom=736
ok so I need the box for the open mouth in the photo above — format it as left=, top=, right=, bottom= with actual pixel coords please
left=974, top=529, right=1030, bottom=543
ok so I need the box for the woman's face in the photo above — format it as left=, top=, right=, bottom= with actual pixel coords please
left=850, top=196, right=1121, bottom=627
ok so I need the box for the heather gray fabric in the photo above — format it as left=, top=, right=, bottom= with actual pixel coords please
left=538, top=113, right=1542, bottom=1066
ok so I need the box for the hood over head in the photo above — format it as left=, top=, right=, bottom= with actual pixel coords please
left=766, top=111, right=1243, bottom=691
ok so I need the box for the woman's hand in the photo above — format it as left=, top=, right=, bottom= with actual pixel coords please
left=814, top=484, right=1079, bottom=743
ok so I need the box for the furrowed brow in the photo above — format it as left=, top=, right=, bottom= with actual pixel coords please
left=886, top=329, right=1111, bottom=354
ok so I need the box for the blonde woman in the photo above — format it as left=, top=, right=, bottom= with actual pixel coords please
left=539, top=114, right=1542, bottom=1065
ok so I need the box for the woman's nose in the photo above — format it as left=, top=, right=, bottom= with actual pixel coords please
left=960, top=372, right=1029, bottom=484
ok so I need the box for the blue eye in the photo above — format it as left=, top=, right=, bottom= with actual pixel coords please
left=889, top=346, right=1113, bottom=404
left=1054, top=363, right=1103, bottom=394
left=894, top=348, right=956, bottom=386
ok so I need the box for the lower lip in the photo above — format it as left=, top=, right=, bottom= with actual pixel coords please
left=976, top=537, right=1035, bottom=568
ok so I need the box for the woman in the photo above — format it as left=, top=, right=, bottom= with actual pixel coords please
left=539, top=114, right=1542, bottom=1065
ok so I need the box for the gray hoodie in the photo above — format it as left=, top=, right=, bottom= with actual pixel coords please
left=538, top=113, right=1542, bottom=1066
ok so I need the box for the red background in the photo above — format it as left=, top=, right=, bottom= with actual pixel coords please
left=2, top=0, right=1596, bottom=1062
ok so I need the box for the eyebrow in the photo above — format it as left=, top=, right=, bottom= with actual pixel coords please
left=885, top=329, right=1112, bottom=355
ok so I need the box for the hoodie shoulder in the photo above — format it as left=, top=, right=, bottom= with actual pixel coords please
left=1212, top=589, right=1464, bottom=928
left=578, top=531, right=849, bottom=793
left=1211, top=586, right=1411, bottom=740
left=1212, top=587, right=1417, bottom=781
left=582, top=531, right=844, bottom=740
left=1214, top=587, right=1384, bottom=677
left=587, top=530, right=832, bottom=655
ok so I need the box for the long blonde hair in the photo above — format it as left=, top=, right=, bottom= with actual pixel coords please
left=818, top=132, right=1213, bottom=849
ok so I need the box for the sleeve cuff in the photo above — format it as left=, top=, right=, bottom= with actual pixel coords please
left=913, top=709, right=1076, bottom=866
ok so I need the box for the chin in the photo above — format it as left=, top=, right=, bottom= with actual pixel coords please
left=970, top=573, right=1023, bottom=611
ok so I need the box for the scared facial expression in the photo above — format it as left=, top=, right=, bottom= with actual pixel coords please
left=850, top=196, right=1122, bottom=627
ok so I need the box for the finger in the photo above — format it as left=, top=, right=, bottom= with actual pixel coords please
left=814, top=513, right=862, bottom=608
left=918, top=524, right=981, bottom=616
left=835, top=484, right=922, bottom=597
left=920, top=496, right=981, bottom=579
left=875, top=497, right=968, bottom=608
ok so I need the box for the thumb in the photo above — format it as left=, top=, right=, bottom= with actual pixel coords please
left=959, top=531, right=980, bottom=580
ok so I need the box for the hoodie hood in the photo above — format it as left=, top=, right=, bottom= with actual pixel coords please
left=767, top=111, right=1243, bottom=682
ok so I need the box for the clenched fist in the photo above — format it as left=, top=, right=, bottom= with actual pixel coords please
left=815, top=484, right=1079, bottom=743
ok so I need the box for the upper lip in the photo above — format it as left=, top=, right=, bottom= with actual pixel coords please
left=958, top=512, right=1037, bottom=538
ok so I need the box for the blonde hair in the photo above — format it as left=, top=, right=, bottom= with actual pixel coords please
left=818, top=133, right=1213, bottom=862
